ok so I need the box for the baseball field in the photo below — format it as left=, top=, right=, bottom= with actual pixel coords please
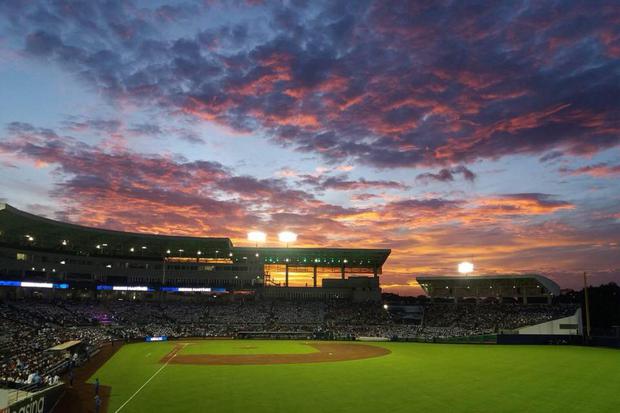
left=82, top=340, right=620, bottom=413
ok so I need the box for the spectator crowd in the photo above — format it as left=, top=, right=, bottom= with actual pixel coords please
left=0, top=298, right=578, bottom=390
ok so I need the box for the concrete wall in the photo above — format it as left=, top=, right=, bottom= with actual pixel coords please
left=518, top=308, right=582, bottom=335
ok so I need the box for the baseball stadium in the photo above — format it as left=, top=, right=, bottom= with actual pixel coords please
left=1, top=203, right=619, bottom=413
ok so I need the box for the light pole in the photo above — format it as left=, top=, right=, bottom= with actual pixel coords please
left=248, top=231, right=266, bottom=283
left=278, top=231, right=297, bottom=248
left=278, top=231, right=297, bottom=287
left=458, top=262, right=474, bottom=276
left=583, top=271, right=591, bottom=342
left=248, top=231, right=266, bottom=248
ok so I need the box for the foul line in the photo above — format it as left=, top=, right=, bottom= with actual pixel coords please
left=114, top=343, right=187, bottom=413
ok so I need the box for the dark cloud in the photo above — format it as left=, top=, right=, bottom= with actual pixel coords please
left=2, top=0, right=617, bottom=168
left=299, top=174, right=408, bottom=191
left=416, top=165, right=476, bottom=184
left=539, top=151, right=564, bottom=163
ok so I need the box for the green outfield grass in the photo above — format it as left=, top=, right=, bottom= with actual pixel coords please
left=89, top=340, right=620, bottom=413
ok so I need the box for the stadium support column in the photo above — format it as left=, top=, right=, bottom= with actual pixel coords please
left=313, top=265, right=317, bottom=288
left=285, top=263, right=289, bottom=287
left=373, top=266, right=378, bottom=278
left=341, top=264, right=345, bottom=280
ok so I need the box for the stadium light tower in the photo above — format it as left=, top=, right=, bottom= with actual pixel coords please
left=247, top=231, right=267, bottom=247
left=278, top=231, right=297, bottom=248
left=458, top=261, right=474, bottom=276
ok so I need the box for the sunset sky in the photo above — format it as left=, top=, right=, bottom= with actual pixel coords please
left=0, top=0, right=619, bottom=295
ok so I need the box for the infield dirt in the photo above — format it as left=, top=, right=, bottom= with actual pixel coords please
left=160, top=342, right=391, bottom=365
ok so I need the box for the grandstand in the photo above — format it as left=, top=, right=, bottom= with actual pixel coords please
left=0, top=203, right=389, bottom=302
left=416, top=274, right=561, bottom=303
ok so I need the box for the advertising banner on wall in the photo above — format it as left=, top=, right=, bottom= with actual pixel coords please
left=5, top=383, right=64, bottom=413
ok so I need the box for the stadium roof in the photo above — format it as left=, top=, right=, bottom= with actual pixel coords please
left=0, top=203, right=232, bottom=257
left=233, top=246, right=391, bottom=268
left=416, top=274, right=561, bottom=296
left=0, top=204, right=391, bottom=266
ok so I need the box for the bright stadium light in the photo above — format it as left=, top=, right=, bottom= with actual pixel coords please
left=458, top=261, right=474, bottom=275
left=247, top=231, right=267, bottom=246
left=278, top=231, right=297, bottom=247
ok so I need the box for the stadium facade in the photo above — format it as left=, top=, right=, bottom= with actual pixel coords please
left=0, top=203, right=390, bottom=302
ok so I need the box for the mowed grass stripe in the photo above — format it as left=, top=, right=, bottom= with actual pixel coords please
left=91, top=340, right=620, bottom=413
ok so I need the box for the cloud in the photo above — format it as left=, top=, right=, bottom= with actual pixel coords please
left=1, top=0, right=617, bottom=169
left=317, top=175, right=409, bottom=191
left=560, top=163, right=620, bottom=177
left=474, top=193, right=575, bottom=216
left=416, top=165, right=476, bottom=184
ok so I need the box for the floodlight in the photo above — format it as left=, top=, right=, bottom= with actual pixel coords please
left=247, top=231, right=267, bottom=244
left=278, top=231, right=297, bottom=244
left=458, top=261, right=474, bottom=275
